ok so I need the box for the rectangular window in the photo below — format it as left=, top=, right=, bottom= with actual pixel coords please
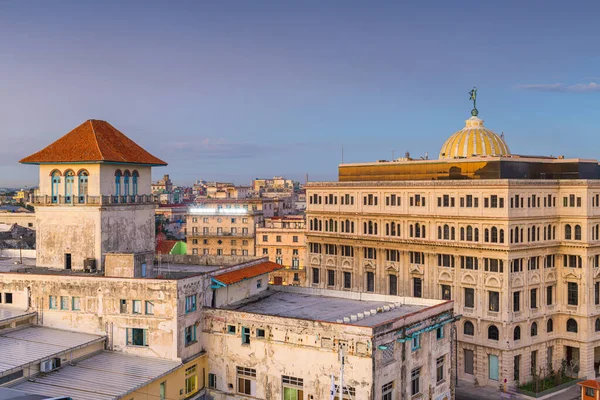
left=596, top=282, right=600, bottom=305
left=276, top=235, right=282, bottom=242
left=72, top=297, right=81, bottom=311
left=413, top=278, right=422, bottom=298
left=282, top=376, right=304, bottom=400
left=465, top=288, right=475, bottom=308
left=208, top=373, right=217, bottom=389
left=568, top=282, right=578, bottom=305
left=185, top=295, right=197, bottom=313
left=256, top=328, right=265, bottom=338
left=366, top=271, right=374, bottom=292
left=132, top=300, right=142, bottom=314
left=227, top=325, right=236, bottom=334
left=411, top=367, right=421, bottom=395
left=343, top=272, right=352, bottom=289
left=530, top=288, right=538, bottom=309
left=489, top=291, right=499, bottom=312
left=60, top=296, right=69, bottom=310
left=257, top=279, right=262, bottom=289
left=437, top=356, right=445, bottom=383
left=237, top=367, right=256, bottom=396
left=160, top=381, right=166, bottom=400
left=120, top=299, right=127, bottom=313
left=145, top=301, right=154, bottom=315
left=464, top=349, right=474, bottom=374
left=441, top=284, right=451, bottom=300
left=49, top=295, right=57, bottom=309
left=262, top=235, right=268, bottom=242
left=185, top=365, right=198, bottom=395
left=312, top=268, right=320, bottom=284
left=328, top=269, right=335, bottom=286
left=546, top=286, right=553, bottom=305
left=513, top=291, right=520, bottom=312
left=436, top=326, right=444, bottom=340
left=382, top=381, right=393, bottom=400
left=389, top=274, right=398, bottom=296
left=242, top=327, right=250, bottom=345
left=412, top=334, right=421, bottom=351
left=185, top=325, right=197, bottom=345
left=126, top=328, right=148, bottom=346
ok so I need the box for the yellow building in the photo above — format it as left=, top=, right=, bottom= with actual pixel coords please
left=255, top=216, right=306, bottom=285
left=306, top=102, right=600, bottom=388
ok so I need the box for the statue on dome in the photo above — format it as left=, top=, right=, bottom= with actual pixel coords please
left=469, top=87, right=478, bottom=116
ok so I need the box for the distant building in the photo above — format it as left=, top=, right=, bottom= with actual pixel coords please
left=156, top=239, right=187, bottom=255
left=255, top=216, right=306, bottom=285
left=152, top=174, right=173, bottom=194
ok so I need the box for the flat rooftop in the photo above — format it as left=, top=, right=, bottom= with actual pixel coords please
left=220, top=286, right=443, bottom=327
left=0, top=257, right=36, bottom=273
left=0, top=308, right=36, bottom=325
left=12, top=351, right=181, bottom=400
left=0, top=326, right=104, bottom=376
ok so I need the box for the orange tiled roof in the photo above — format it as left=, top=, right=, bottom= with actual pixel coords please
left=156, top=240, right=178, bottom=255
left=20, top=120, right=167, bottom=165
left=213, top=261, right=283, bottom=286
left=579, top=380, right=600, bottom=389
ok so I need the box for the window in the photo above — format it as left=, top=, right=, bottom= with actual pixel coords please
left=389, top=274, right=398, bottom=296
left=488, top=325, right=499, bottom=340
left=411, top=368, right=421, bottom=395
left=343, top=272, right=352, bottom=289
left=530, top=288, right=538, bottom=309
left=464, top=288, right=475, bottom=308
left=531, top=322, right=538, bottom=337
left=586, top=388, right=595, bottom=397
left=366, top=271, right=375, bottom=292
left=546, top=286, right=553, bottom=305
left=49, top=295, right=57, bottom=309
left=160, top=381, right=166, bottom=399
left=262, top=248, right=268, bottom=255
left=595, top=318, right=600, bottom=332
left=312, top=268, right=320, bottom=284
left=237, top=366, right=256, bottom=396
left=242, top=327, right=250, bottom=345
left=382, top=381, right=393, bottom=400
left=145, top=301, right=154, bottom=315
left=565, top=224, right=572, bottom=240
left=412, top=334, right=420, bottom=351
left=256, top=328, right=265, bottom=338
left=568, top=282, right=578, bottom=306
left=185, top=295, right=197, bottom=313
left=120, top=299, right=127, bottom=313
left=185, top=365, right=198, bottom=395
left=185, top=325, right=197, bottom=345
left=282, top=375, right=304, bottom=400
left=208, top=374, right=217, bottom=389
left=488, top=291, right=499, bottom=312
left=132, top=300, right=142, bottom=314
left=531, top=350, right=538, bottom=376
left=257, top=279, right=262, bottom=289
left=596, top=282, right=600, bottom=305
left=126, top=328, right=148, bottom=346
left=464, top=321, right=474, bottom=336
left=514, top=326, right=521, bottom=340
left=547, top=318, right=553, bottom=333
left=72, top=297, right=81, bottom=311
left=327, top=270, right=335, bottom=286
left=436, top=356, right=445, bottom=383
left=413, top=278, right=422, bottom=298
left=513, top=291, right=520, bottom=312
left=227, top=325, right=236, bottom=334
left=464, top=349, right=474, bottom=374
left=567, top=318, right=578, bottom=333
left=441, top=284, right=451, bottom=300
left=60, top=296, right=69, bottom=310
left=436, top=326, right=444, bottom=340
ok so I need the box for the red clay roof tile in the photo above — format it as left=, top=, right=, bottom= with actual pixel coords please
left=579, top=380, right=600, bottom=389
left=213, top=261, right=283, bottom=286
left=20, top=120, right=167, bottom=165
left=156, top=240, right=178, bottom=255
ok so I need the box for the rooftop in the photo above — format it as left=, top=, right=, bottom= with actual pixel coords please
left=212, top=261, right=283, bottom=286
left=0, top=308, right=36, bottom=325
left=19, top=119, right=167, bottom=166
left=11, top=351, right=181, bottom=400
left=220, top=286, right=445, bottom=327
left=0, top=325, right=104, bottom=377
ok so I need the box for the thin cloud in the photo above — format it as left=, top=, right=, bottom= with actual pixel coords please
left=517, top=82, right=600, bottom=93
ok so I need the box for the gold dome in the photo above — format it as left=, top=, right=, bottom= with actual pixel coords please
left=439, top=116, right=509, bottom=159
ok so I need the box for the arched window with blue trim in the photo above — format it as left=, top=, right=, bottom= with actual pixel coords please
left=51, top=171, right=61, bottom=203
left=78, top=170, right=88, bottom=203
left=132, top=171, right=139, bottom=196
left=115, top=170, right=122, bottom=198
left=64, top=170, right=75, bottom=203
left=123, top=170, right=131, bottom=197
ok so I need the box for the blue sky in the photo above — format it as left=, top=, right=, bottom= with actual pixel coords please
left=1, top=0, right=599, bottom=187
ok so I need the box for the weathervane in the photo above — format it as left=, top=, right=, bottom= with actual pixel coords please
left=468, top=86, right=478, bottom=116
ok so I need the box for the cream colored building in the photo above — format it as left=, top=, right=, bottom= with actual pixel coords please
left=186, top=198, right=276, bottom=257
left=256, top=216, right=306, bottom=285
left=305, top=109, right=600, bottom=388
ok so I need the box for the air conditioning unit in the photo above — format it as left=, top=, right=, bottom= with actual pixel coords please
left=40, top=360, right=53, bottom=372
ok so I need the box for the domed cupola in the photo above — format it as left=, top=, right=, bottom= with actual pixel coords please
left=439, top=87, right=510, bottom=159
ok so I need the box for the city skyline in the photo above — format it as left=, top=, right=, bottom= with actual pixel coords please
left=1, top=0, right=600, bottom=187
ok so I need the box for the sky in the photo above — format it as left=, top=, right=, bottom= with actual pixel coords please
left=1, top=0, right=599, bottom=187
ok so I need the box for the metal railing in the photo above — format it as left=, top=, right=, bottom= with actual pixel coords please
left=189, top=230, right=253, bottom=237
left=33, top=194, right=155, bottom=205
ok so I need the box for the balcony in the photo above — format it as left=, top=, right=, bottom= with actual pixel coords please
left=189, top=230, right=253, bottom=238
left=33, top=194, right=156, bottom=206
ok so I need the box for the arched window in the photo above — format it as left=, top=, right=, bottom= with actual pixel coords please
left=51, top=171, right=61, bottom=203
left=444, top=224, right=450, bottom=240
left=374, top=222, right=378, bottom=235
left=464, top=321, right=474, bottom=336
left=596, top=225, right=599, bottom=241
left=451, top=227, right=456, bottom=240
left=474, top=228, right=479, bottom=242
left=488, top=325, right=499, bottom=340
left=565, top=224, right=572, bottom=240
left=460, top=227, right=465, bottom=241
left=364, top=222, right=367, bottom=234
left=552, top=226, right=556, bottom=240
left=409, top=224, right=414, bottom=237
left=491, top=227, right=498, bottom=243
left=595, top=318, right=600, bottom=332
left=514, top=226, right=519, bottom=243
left=500, top=229, right=504, bottom=243
left=530, top=322, right=538, bottom=337
left=123, top=171, right=130, bottom=196
left=575, top=225, right=582, bottom=240
left=466, top=226, right=473, bottom=241
left=422, top=225, right=426, bottom=238
left=310, top=220, right=313, bottom=230
left=132, top=171, right=139, bottom=196
left=547, top=318, right=553, bottom=333
left=78, top=170, right=88, bottom=203
left=318, top=220, right=322, bottom=231
left=330, top=219, right=335, bottom=232
left=484, top=228, right=489, bottom=242
left=531, top=226, right=536, bottom=242
left=391, top=222, right=396, bottom=236
left=438, top=226, right=442, bottom=240
left=566, top=318, right=578, bottom=333
left=64, top=170, right=74, bottom=203
left=415, top=223, right=421, bottom=238
left=115, top=170, right=122, bottom=198
left=513, top=326, right=521, bottom=340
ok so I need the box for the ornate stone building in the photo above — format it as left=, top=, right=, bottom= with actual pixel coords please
left=305, top=109, right=600, bottom=387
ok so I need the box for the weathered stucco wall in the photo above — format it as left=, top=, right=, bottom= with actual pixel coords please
left=214, top=275, right=268, bottom=308
left=105, top=252, right=154, bottom=278
left=101, top=205, right=155, bottom=255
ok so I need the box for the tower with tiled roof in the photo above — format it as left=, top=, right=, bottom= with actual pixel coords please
left=20, top=119, right=167, bottom=271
